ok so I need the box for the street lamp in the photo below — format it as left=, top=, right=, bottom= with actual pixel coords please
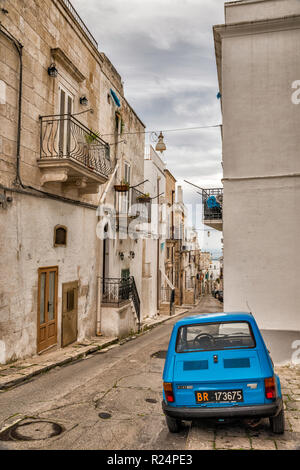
left=155, top=131, right=166, bottom=153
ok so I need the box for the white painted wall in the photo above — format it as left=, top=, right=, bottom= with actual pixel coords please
left=223, top=178, right=299, bottom=331
left=0, top=194, right=98, bottom=363
left=141, top=146, right=166, bottom=318
left=225, top=0, right=300, bottom=24
left=215, top=0, right=300, bottom=332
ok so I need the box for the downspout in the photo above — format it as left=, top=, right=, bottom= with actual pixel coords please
left=157, top=177, right=160, bottom=311
left=96, top=162, right=119, bottom=336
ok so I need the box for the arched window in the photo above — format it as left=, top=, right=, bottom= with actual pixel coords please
left=54, top=225, right=67, bottom=247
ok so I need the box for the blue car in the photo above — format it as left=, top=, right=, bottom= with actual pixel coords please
left=162, top=312, right=284, bottom=434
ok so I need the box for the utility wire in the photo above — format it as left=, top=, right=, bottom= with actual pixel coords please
left=100, top=124, right=221, bottom=137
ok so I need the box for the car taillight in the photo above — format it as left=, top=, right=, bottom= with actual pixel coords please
left=163, top=382, right=175, bottom=403
left=265, top=376, right=276, bottom=400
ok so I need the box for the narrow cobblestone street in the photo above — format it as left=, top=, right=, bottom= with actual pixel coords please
left=0, top=295, right=299, bottom=450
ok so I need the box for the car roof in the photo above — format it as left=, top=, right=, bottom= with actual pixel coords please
left=175, top=311, right=254, bottom=327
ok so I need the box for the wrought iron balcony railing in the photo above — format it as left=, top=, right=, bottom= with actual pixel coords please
left=201, top=188, right=223, bottom=220
left=101, top=276, right=140, bottom=330
left=116, top=186, right=152, bottom=223
left=161, top=286, right=173, bottom=303
left=39, top=114, right=112, bottom=179
left=61, top=0, right=98, bottom=49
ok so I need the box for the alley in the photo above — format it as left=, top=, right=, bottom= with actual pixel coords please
left=0, top=295, right=299, bottom=450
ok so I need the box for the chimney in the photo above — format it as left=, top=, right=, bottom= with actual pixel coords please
left=177, top=185, right=183, bottom=204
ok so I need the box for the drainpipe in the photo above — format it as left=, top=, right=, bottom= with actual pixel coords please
left=96, top=162, right=119, bottom=336
left=157, top=177, right=160, bottom=311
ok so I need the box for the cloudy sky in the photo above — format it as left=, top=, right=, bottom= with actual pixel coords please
left=72, top=0, right=224, bottom=256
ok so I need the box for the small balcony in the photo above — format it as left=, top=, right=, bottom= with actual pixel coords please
left=202, top=188, right=223, bottom=231
left=115, top=186, right=152, bottom=231
left=38, top=114, right=112, bottom=194
left=101, top=277, right=141, bottom=329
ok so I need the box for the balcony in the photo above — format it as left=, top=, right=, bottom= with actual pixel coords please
left=202, top=188, right=223, bottom=231
left=101, top=277, right=141, bottom=329
left=38, top=114, right=112, bottom=194
left=61, top=0, right=98, bottom=50
left=115, top=186, right=152, bottom=232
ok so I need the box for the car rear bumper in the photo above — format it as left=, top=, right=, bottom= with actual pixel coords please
left=162, top=398, right=282, bottom=420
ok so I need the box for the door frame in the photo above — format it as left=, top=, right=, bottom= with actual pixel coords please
left=37, top=266, right=58, bottom=353
left=58, top=83, right=74, bottom=156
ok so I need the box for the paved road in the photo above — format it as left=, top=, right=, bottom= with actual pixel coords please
left=0, top=295, right=299, bottom=450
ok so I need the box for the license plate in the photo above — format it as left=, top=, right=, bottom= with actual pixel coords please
left=195, top=389, right=244, bottom=403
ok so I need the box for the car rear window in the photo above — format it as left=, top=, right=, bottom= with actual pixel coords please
left=176, top=321, right=255, bottom=352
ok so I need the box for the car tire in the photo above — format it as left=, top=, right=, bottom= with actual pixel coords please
left=270, top=408, right=285, bottom=434
left=165, top=416, right=182, bottom=433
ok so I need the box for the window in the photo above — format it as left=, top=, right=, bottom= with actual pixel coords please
left=124, top=162, right=131, bottom=185
left=54, top=225, right=67, bottom=246
left=176, top=321, right=255, bottom=352
left=115, top=112, right=122, bottom=133
left=66, top=289, right=75, bottom=311
left=119, top=162, right=131, bottom=214
left=121, top=268, right=130, bottom=280
left=58, top=85, right=74, bottom=156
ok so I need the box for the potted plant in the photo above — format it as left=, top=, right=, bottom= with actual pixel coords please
left=137, top=192, right=151, bottom=203
left=84, top=130, right=101, bottom=145
left=114, top=179, right=130, bottom=192
left=84, top=130, right=101, bottom=170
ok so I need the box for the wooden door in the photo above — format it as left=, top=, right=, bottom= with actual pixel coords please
left=62, top=281, right=78, bottom=347
left=37, top=267, right=58, bottom=353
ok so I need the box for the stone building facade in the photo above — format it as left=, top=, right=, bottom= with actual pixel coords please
left=0, top=0, right=145, bottom=363
left=142, top=146, right=166, bottom=318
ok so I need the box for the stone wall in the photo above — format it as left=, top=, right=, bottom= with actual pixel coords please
left=0, top=0, right=145, bottom=362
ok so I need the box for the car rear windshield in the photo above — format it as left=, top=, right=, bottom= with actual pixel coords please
left=176, top=321, right=256, bottom=352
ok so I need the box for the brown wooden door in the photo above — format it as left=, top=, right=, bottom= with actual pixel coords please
left=62, top=281, right=78, bottom=347
left=37, top=267, right=58, bottom=353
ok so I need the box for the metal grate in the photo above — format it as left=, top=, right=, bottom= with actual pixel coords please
left=223, top=358, right=250, bottom=368
left=183, top=360, right=208, bottom=371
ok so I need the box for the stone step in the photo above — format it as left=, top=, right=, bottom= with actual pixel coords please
left=159, top=303, right=171, bottom=314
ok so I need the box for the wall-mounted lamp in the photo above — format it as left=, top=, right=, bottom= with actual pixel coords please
left=119, top=251, right=124, bottom=261
left=129, top=251, right=135, bottom=259
left=48, top=63, right=58, bottom=78
left=80, top=95, right=88, bottom=106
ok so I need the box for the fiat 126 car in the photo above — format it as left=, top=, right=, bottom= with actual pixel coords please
left=162, top=312, right=284, bottom=434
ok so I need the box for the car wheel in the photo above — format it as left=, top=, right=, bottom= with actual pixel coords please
left=270, top=408, right=285, bottom=434
left=165, top=415, right=182, bottom=433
